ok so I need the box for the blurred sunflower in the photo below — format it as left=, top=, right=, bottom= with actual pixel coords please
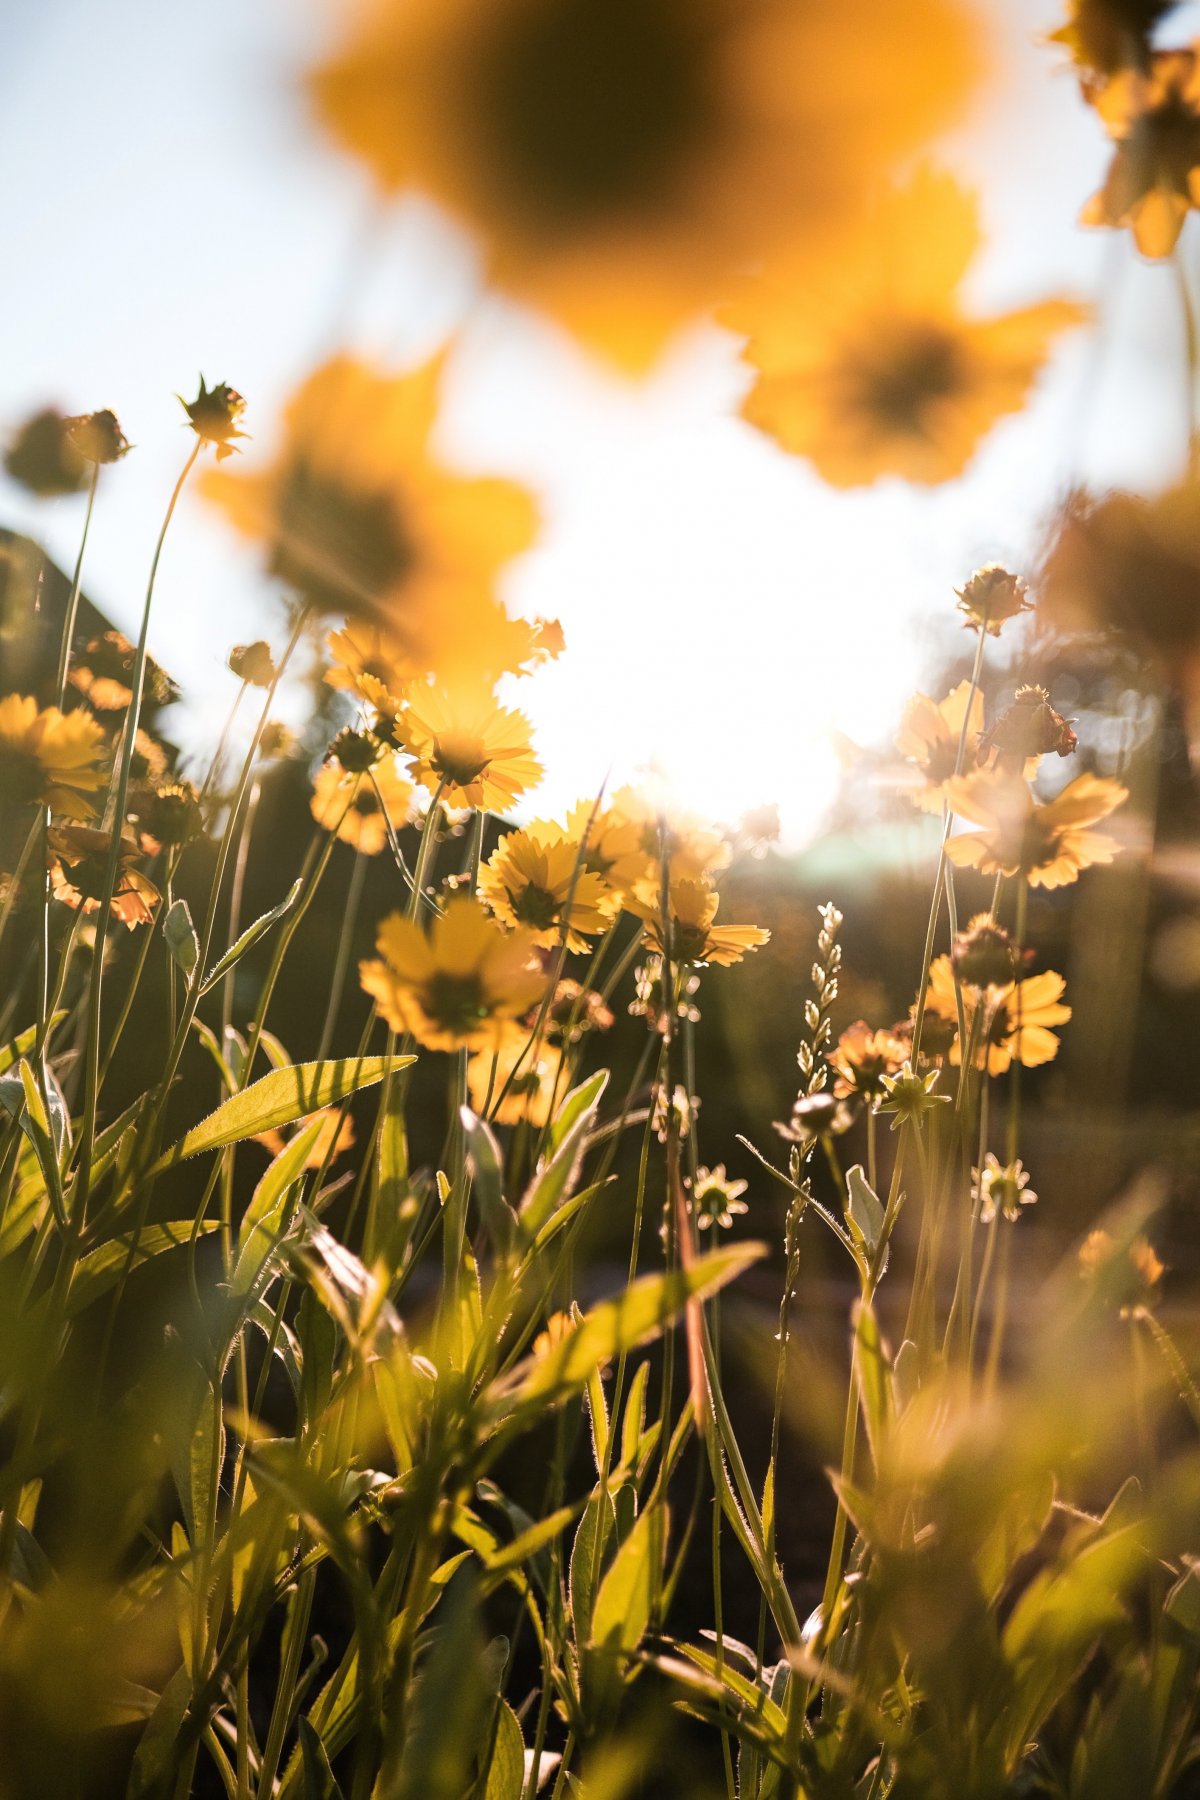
left=944, top=769, right=1127, bottom=887
left=0, top=696, right=108, bottom=819
left=311, top=754, right=415, bottom=855
left=725, top=169, right=1087, bottom=487
left=627, top=876, right=769, bottom=967
left=895, top=679, right=984, bottom=812
left=360, top=894, right=547, bottom=1051
left=480, top=823, right=614, bottom=951
left=205, top=354, right=538, bottom=685
left=1051, top=1, right=1180, bottom=75
left=566, top=797, right=649, bottom=894
left=48, top=826, right=159, bottom=929
left=467, top=1024, right=563, bottom=1126
left=1082, top=44, right=1200, bottom=254
left=925, top=953, right=1071, bottom=1073
left=309, top=0, right=978, bottom=369
left=400, top=687, right=541, bottom=812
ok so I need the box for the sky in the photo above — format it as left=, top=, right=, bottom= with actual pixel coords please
left=2, top=0, right=1197, bottom=844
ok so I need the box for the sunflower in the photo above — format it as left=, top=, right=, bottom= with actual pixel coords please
left=895, top=679, right=985, bottom=813
left=828, top=1020, right=911, bottom=1100
left=945, top=770, right=1127, bottom=888
left=480, top=823, right=615, bottom=951
left=48, top=825, right=160, bottom=930
left=925, top=954, right=1072, bottom=1074
left=309, top=0, right=976, bottom=370
left=725, top=169, right=1087, bottom=487
left=360, top=895, right=547, bottom=1052
left=310, top=754, right=415, bottom=856
left=467, top=1024, right=563, bottom=1126
left=1082, top=46, right=1200, bottom=255
left=627, top=876, right=769, bottom=967
left=204, top=354, right=539, bottom=685
left=0, top=695, right=108, bottom=819
left=399, top=686, right=541, bottom=813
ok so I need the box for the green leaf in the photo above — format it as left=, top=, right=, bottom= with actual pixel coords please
left=570, top=1492, right=616, bottom=1645
left=163, top=898, right=199, bottom=979
left=852, top=1298, right=893, bottom=1467
left=519, top=1073, right=608, bottom=1239
left=65, top=1221, right=220, bottom=1317
left=590, top=1499, right=664, bottom=1658
left=231, top=1115, right=325, bottom=1298
left=149, top=1055, right=414, bottom=1173
left=483, top=1699, right=525, bottom=1800
left=460, top=1106, right=515, bottom=1257
left=504, top=1243, right=765, bottom=1412
left=619, top=1360, right=650, bottom=1472
left=480, top=1502, right=580, bottom=1578
left=297, top=1717, right=345, bottom=1800
left=127, top=1663, right=194, bottom=1800
left=845, top=1165, right=886, bottom=1270
left=199, top=879, right=303, bottom=995
left=0, top=1061, right=67, bottom=1222
left=0, top=1016, right=65, bottom=1076
left=386, top=1572, right=493, bottom=1800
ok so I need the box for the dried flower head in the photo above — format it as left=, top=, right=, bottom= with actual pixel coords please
left=228, top=641, right=276, bottom=687
left=974, top=1153, right=1038, bottom=1223
left=69, top=631, right=176, bottom=712
left=951, top=913, right=1020, bottom=991
left=977, top=685, right=1078, bottom=771
left=1082, top=47, right=1200, bottom=256
left=182, top=377, right=248, bottom=459
left=137, top=781, right=204, bottom=854
left=64, top=409, right=131, bottom=467
left=828, top=1020, right=910, bottom=1102
left=955, top=564, right=1034, bottom=635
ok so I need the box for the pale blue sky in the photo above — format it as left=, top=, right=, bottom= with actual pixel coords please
left=2, top=0, right=1195, bottom=840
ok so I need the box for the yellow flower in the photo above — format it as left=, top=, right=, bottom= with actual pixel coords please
left=309, top=0, right=977, bottom=370
left=895, top=680, right=984, bottom=813
left=605, top=785, right=731, bottom=890
left=1049, top=1, right=1174, bottom=76
left=925, top=954, right=1072, bottom=1074
left=726, top=169, right=1088, bottom=487
left=204, top=354, right=539, bottom=687
left=310, top=755, right=415, bottom=856
left=325, top=620, right=414, bottom=715
left=0, top=695, right=108, bottom=818
left=627, top=876, right=769, bottom=967
left=360, top=895, right=547, bottom=1052
left=565, top=797, right=652, bottom=894
left=48, top=825, right=160, bottom=930
left=1082, top=47, right=1200, bottom=256
left=480, top=823, right=615, bottom=951
left=467, top=1024, right=563, bottom=1126
left=828, top=1020, right=910, bottom=1100
left=400, top=686, right=541, bottom=813
left=944, top=770, right=1127, bottom=888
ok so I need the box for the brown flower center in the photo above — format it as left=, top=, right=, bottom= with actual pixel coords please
left=512, top=882, right=561, bottom=930
left=426, top=971, right=490, bottom=1036
left=858, top=326, right=963, bottom=434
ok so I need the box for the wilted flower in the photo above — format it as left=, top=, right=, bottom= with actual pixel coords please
left=182, top=377, right=248, bottom=459
left=976, top=684, right=1078, bottom=771
left=945, top=770, right=1127, bottom=888
left=228, top=641, right=276, bottom=687
left=974, top=1153, right=1038, bottom=1222
left=955, top=564, right=1034, bottom=635
left=0, top=695, right=108, bottom=818
left=360, top=895, right=547, bottom=1052
left=48, top=825, right=159, bottom=929
left=69, top=631, right=176, bottom=712
left=895, top=680, right=985, bottom=812
left=64, top=409, right=130, bottom=467
left=726, top=171, right=1086, bottom=488
left=480, top=823, right=614, bottom=951
left=692, top=1165, right=749, bottom=1232
left=951, top=913, right=1020, bottom=991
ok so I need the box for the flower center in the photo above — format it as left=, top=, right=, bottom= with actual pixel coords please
left=512, top=882, right=561, bottom=930
left=432, top=734, right=489, bottom=787
left=469, top=0, right=715, bottom=233
left=858, top=325, right=963, bottom=434
left=273, top=459, right=414, bottom=618
left=426, top=971, right=490, bottom=1035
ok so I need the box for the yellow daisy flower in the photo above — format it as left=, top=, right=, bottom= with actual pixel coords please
left=627, top=876, right=769, bottom=968
left=828, top=1020, right=911, bottom=1100
left=0, top=695, right=108, bottom=818
left=606, top=785, right=731, bottom=889
left=944, top=769, right=1127, bottom=889
left=400, top=686, right=541, bottom=813
left=360, top=895, right=547, bottom=1052
left=479, top=822, right=615, bottom=952
left=310, top=755, right=415, bottom=856
left=1082, top=46, right=1200, bottom=256
left=325, top=620, right=414, bottom=715
left=565, top=797, right=652, bottom=895
left=925, top=953, right=1072, bottom=1074
left=895, top=679, right=985, bottom=813
left=308, top=0, right=977, bottom=369
left=204, top=354, right=539, bottom=687
left=467, top=1024, right=563, bottom=1127
left=725, top=168, right=1088, bottom=487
